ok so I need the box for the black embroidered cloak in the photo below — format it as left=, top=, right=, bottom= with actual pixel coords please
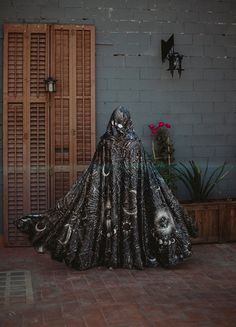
left=16, top=106, right=198, bottom=270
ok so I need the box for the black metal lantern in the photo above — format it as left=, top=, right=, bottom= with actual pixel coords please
left=161, top=34, right=184, bottom=77
left=45, top=77, right=56, bottom=93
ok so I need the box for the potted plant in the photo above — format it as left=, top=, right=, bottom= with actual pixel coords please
left=174, top=160, right=236, bottom=244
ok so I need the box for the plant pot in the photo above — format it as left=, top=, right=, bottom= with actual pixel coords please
left=182, top=199, right=236, bottom=244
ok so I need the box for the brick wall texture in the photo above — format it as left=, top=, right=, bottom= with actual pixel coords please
left=0, top=0, right=236, bottom=231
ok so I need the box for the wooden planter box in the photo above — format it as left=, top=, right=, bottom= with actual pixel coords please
left=183, top=200, right=236, bottom=244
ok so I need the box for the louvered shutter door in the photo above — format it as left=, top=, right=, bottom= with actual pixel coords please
left=50, top=25, right=95, bottom=205
left=3, top=24, right=95, bottom=246
left=76, top=28, right=96, bottom=172
left=29, top=25, right=50, bottom=214
left=3, top=25, right=25, bottom=246
left=3, top=24, right=50, bottom=246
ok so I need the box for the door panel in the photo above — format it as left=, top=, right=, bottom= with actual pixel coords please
left=6, top=103, right=25, bottom=245
left=4, top=25, right=30, bottom=246
left=50, top=25, right=95, bottom=204
left=7, top=31, right=24, bottom=97
left=30, top=103, right=49, bottom=213
left=50, top=26, right=72, bottom=203
left=28, top=25, right=50, bottom=217
left=30, top=32, right=48, bottom=97
left=75, top=27, right=95, bottom=184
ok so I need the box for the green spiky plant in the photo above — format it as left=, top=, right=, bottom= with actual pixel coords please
left=174, top=160, right=230, bottom=202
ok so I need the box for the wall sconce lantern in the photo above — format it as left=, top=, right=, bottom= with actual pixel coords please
left=45, top=77, right=56, bottom=93
left=161, top=34, right=184, bottom=78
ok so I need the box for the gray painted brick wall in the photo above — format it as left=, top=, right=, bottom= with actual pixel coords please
left=0, top=0, right=236, bottom=233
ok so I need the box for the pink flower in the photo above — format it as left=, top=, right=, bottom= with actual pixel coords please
left=148, top=123, right=155, bottom=130
left=148, top=121, right=171, bottom=135
left=151, top=127, right=159, bottom=135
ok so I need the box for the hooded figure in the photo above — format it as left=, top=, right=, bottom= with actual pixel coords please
left=16, top=106, right=198, bottom=270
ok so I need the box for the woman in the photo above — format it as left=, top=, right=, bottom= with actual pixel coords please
left=16, top=106, right=198, bottom=270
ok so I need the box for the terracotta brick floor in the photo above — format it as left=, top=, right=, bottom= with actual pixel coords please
left=0, top=243, right=236, bottom=327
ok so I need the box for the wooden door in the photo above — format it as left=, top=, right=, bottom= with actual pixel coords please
left=3, top=24, right=95, bottom=246
left=50, top=25, right=95, bottom=204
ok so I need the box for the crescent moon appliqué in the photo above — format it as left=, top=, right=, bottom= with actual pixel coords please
left=123, top=207, right=137, bottom=215
left=35, top=222, right=47, bottom=232
left=102, top=164, right=110, bottom=177
left=58, top=224, right=72, bottom=245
